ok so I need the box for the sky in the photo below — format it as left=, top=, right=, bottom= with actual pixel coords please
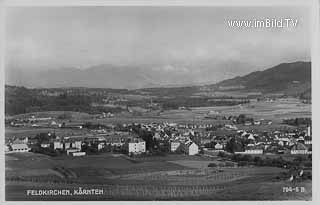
left=5, top=6, right=311, bottom=74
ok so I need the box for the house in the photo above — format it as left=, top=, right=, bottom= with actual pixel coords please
left=70, top=152, right=86, bottom=157
left=291, top=143, right=311, bottom=154
left=12, top=137, right=29, bottom=144
left=181, top=141, right=199, bottom=155
left=105, top=137, right=125, bottom=147
left=170, top=141, right=181, bottom=152
left=64, top=142, right=71, bottom=149
left=304, top=136, right=312, bottom=145
left=67, top=148, right=81, bottom=155
left=235, top=145, right=263, bottom=155
left=297, top=136, right=305, bottom=143
left=53, top=141, right=63, bottom=150
left=277, top=137, right=290, bottom=146
left=97, top=142, right=105, bottom=150
left=11, top=144, right=30, bottom=152
left=71, top=141, right=82, bottom=150
left=127, top=138, right=146, bottom=154
left=40, top=143, right=51, bottom=148
left=214, top=142, right=223, bottom=150
left=307, top=126, right=311, bottom=136
left=244, top=149, right=263, bottom=154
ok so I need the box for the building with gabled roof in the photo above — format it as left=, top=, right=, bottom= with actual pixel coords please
left=11, top=143, right=30, bottom=152
left=181, top=140, right=199, bottom=155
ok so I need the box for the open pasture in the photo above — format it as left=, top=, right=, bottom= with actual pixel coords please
left=192, top=97, right=310, bottom=123
left=5, top=152, right=311, bottom=200
left=5, top=152, right=188, bottom=184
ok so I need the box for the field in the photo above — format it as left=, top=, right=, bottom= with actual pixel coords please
left=5, top=97, right=312, bottom=200
left=6, top=97, right=310, bottom=141
left=5, top=152, right=311, bottom=200
left=191, top=97, right=310, bottom=123
left=74, top=97, right=311, bottom=125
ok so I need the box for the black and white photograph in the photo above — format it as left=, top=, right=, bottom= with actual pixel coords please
left=2, top=0, right=319, bottom=202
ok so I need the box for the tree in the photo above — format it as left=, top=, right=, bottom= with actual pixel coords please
left=225, top=138, right=244, bottom=153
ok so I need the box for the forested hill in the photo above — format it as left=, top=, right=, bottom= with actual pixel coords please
left=214, top=61, right=311, bottom=94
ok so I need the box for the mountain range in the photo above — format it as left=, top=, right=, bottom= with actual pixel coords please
left=5, top=61, right=255, bottom=89
left=5, top=61, right=311, bottom=96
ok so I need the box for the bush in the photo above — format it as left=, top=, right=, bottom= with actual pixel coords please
left=225, top=161, right=234, bottom=167
left=218, top=151, right=226, bottom=157
left=208, top=163, right=218, bottom=167
left=238, top=161, right=248, bottom=167
left=293, top=156, right=307, bottom=162
left=241, top=154, right=253, bottom=162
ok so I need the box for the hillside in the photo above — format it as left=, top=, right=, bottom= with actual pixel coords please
left=214, top=61, right=311, bottom=95
left=5, top=61, right=312, bottom=115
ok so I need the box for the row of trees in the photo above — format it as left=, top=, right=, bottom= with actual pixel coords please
left=283, top=118, right=311, bottom=126
left=157, top=97, right=249, bottom=110
left=218, top=152, right=312, bottom=169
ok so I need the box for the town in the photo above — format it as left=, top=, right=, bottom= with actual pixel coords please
left=5, top=113, right=312, bottom=159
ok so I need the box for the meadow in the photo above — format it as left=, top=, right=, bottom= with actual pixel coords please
left=5, top=152, right=311, bottom=200
left=5, top=97, right=312, bottom=200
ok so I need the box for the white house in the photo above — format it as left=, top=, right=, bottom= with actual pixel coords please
left=53, top=141, right=63, bottom=150
left=71, top=152, right=86, bottom=157
left=127, top=138, right=146, bottom=154
left=67, top=148, right=81, bottom=155
left=182, top=141, right=199, bottom=155
left=170, top=141, right=181, bottom=152
left=105, top=137, right=125, bottom=147
left=40, top=143, right=50, bottom=148
left=307, top=126, right=311, bottom=136
left=244, top=149, right=263, bottom=154
left=72, top=141, right=82, bottom=150
left=97, top=142, right=105, bottom=150
left=278, top=137, right=290, bottom=146
left=304, top=140, right=312, bottom=145
left=304, top=136, right=312, bottom=145
left=214, top=143, right=223, bottom=150
left=11, top=144, right=30, bottom=152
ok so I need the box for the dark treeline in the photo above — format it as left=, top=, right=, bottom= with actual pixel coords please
left=6, top=85, right=251, bottom=115
left=283, top=118, right=311, bottom=126
left=5, top=86, right=125, bottom=115
left=154, top=97, right=249, bottom=110
left=217, top=152, right=312, bottom=170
